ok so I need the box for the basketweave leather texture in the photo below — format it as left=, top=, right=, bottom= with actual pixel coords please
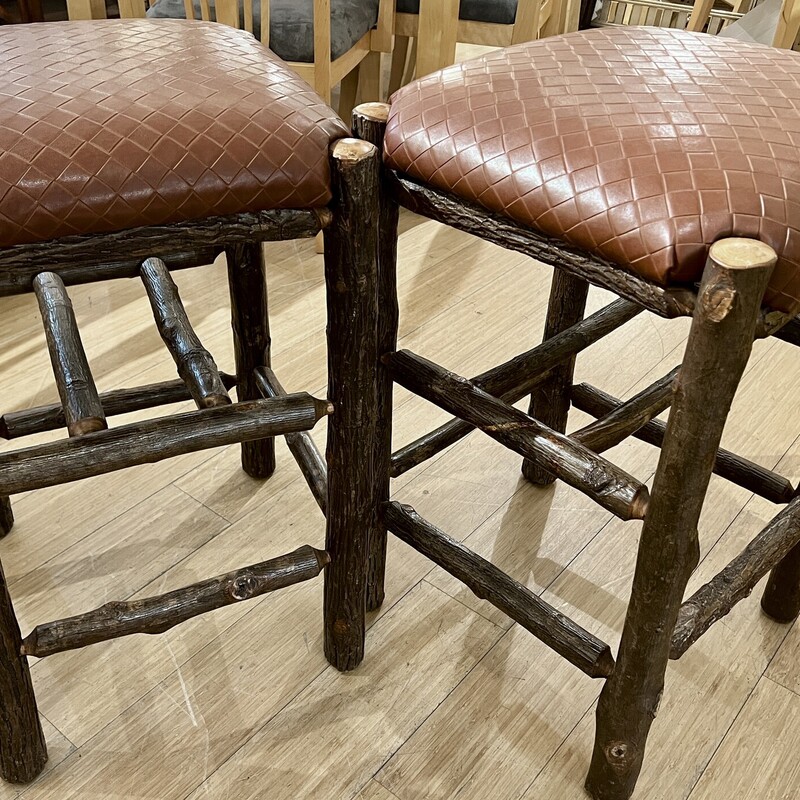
left=384, top=27, right=800, bottom=314
left=0, top=20, right=349, bottom=248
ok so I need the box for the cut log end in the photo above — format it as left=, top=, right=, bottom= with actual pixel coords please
left=199, top=394, right=233, bottom=409
left=709, top=238, right=778, bottom=272
left=70, top=417, right=108, bottom=436
left=314, top=208, right=334, bottom=229
left=594, top=648, right=616, bottom=680
left=331, top=137, right=378, bottom=164
left=631, top=486, right=650, bottom=520
left=316, top=398, right=335, bottom=420
left=353, top=102, right=391, bottom=123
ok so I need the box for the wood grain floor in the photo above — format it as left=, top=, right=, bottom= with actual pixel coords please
left=1, top=208, right=798, bottom=800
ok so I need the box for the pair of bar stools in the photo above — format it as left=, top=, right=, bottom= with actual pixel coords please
left=1, top=18, right=799, bottom=800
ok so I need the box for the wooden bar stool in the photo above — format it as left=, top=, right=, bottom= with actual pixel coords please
left=0, top=19, right=380, bottom=783
left=341, top=27, right=800, bottom=800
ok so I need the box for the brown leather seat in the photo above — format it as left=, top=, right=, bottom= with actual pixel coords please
left=0, top=20, right=348, bottom=248
left=384, top=27, right=800, bottom=313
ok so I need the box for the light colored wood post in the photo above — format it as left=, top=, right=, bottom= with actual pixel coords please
left=66, top=0, right=106, bottom=19
left=415, top=0, right=459, bottom=78
left=773, top=0, right=800, bottom=48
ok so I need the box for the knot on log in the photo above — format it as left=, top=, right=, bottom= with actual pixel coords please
left=699, top=277, right=737, bottom=323
left=230, top=575, right=259, bottom=601
left=605, top=741, right=636, bottom=773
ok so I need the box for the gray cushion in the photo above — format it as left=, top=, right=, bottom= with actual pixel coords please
left=146, top=0, right=380, bottom=62
left=395, top=0, right=518, bottom=25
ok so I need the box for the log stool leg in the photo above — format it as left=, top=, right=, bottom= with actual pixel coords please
left=762, top=536, right=800, bottom=622
left=323, top=138, right=381, bottom=671
left=522, top=269, right=588, bottom=484
left=0, top=560, right=46, bottom=783
left=226, top=242, right=275, bottom=479
left=585, top=239, right=776, bottom=800
left=0, top=497, right=12, bottom=537
left=353, top=103, right=400, bottom=612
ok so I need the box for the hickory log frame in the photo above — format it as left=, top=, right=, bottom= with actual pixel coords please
left=0, top=194, right=347, bottom=784
left=367, top=102, right=799, bottom=800
left=352, top=104, right=400, bottom=613
left=586, top=240, right=776, bottom=800
left=322, top=136, right=382, bottom=672
left=523, top=269, right=588, bottom=485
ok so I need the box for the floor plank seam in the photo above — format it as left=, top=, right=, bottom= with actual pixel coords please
left=763, top=672, right=800, bottom=699
left=421, top=576, right=509, bottom=631
left=365, top=588, right=513, bottom=800
left=180, top=578, right=480, bottom=800
left=5, top=442, right=225, bottom=589
left=683, top=677, right=772, bottom=800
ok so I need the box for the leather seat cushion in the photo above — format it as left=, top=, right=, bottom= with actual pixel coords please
left=384, top=27, right=800, bottom=314
left=0, top=20, right=349, bottom=248
left=147, top=0, right=380, bottom=63
left=396, top=0, right=518, bottom=26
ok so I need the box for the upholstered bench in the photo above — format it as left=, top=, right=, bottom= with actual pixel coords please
left=350, top=27, right=800, bottom=800
left=0, top=18, right=380, bottom=783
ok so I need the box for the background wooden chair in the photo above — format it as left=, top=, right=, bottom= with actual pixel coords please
left=687, top=0, right=800, bottom=46
left=389, top=0, right=575, bottom=95
left=596, top=0, right=799, bottom=48
left=66, top=0, right=394, bottom=117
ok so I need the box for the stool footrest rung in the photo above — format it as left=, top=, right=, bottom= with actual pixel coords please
left=0, top=394, right=330, bottom=496
left=571, top=366, right=679, bottom=454
left=0, top=374, right=238, bottom=440
left=140, top=257, right=231, bottom=409
left=385, top=501, right=614, bottom=678
left=21, top=545, right=330, bottom=659
left=33, top=272, right=107, bottom=438
left=385, top=349, right=649, bottom=521
left=670, top=494, right=800, bottom=659
left=390, top=298, right=643, bottom=478
left=254, top=367, right=327, bottom=513
left=571, top=382, right=795, bottom=504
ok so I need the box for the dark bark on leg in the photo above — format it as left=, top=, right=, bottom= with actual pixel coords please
left=323, top=138, right=381, bottom=671
left=353, top=103, right=399, bottom=612
left=0, top=497, right=12, bottom=538
left=226, top=242, right=275, bottom=479
left=522, top=269, right=588, bottom=484
left=586, top=239, right=776, bottom=800
left=762, top=536, right=800, bottom=623
left=0, top=560, right=46, bottom=783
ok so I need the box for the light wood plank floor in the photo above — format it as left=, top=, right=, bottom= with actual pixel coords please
left=1, top=207, right=799, bottom=800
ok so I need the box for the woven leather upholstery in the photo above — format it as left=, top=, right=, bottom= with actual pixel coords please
left=384, top=27, right=800, bottom=314
left=0, top=20, right=348, bottom=248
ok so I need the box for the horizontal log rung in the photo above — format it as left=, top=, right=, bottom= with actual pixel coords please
left=390, top=298, right=643, bottom=477
left=0, top=393, right=331, bottom=496
left=0, top=374, right=238, bottom=440
left=571, top=382, right=795, bottom=505
left=21, top=545, right=329, bottom=658
left=385, top=501, right=614, bottom=678
left=670, top=494, right=800, bottom=658
left=140, top=257, right=231, bottom=409
left=386, top=349, right=649, bottom=521
left=572, top=366, right=679, bottom=454
left=254, top=367, right=327, bottom=513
